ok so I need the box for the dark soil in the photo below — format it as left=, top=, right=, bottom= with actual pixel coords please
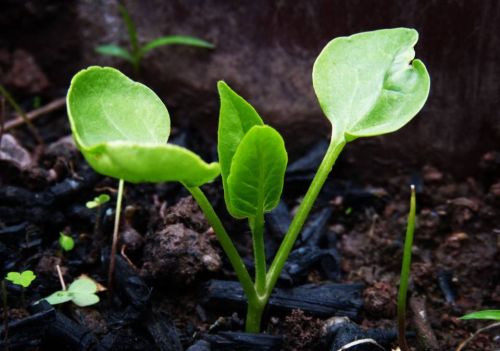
left=1, top=68, right=499, bottom=351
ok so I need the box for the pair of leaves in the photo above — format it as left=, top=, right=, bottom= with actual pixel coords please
left=217, top=82, right=287, bottom=219
left=5, top=271, right=36, bottom=288
left=67, top=66, right=219, bottom=187
left=95, top=4, right=213, bottom=65
left=86, top=193, right=111, bottom=209
left=45, top=277, right=99, bottom=307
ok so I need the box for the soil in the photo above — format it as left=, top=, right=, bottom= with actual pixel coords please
left=0, top=64, right=499, bottom=351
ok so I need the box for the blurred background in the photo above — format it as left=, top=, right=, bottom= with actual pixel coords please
left=1, top=0, right=499, bottom=176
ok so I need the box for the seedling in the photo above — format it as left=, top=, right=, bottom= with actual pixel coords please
left=5, top=271, right=36, bottom=288
left=86, top=194, right=110, bottom=209
left=44, top=277, right=100, bottom=307
left=67, top=27, right=430, bottom=332
left=397, top=185, right=416, bottom=351
left=96, top=3, right=214, bottom=74
left=59, top=232, right=75, bottom=252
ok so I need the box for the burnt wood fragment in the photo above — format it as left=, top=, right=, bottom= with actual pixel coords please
left=186, top=340, right=211, bottom=351
left=205, top=280, right=363, bottom=320
left=0, top=300, right=55, bottom=350
left=202, top=331, right=283, bottom=351
left=299, top=207, right=333, bottom=245
left=437, top=270, right=457, bottom=304
left=146, top=311, right=182, bottom=351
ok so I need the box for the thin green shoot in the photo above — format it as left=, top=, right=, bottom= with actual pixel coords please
left=95, top=3, right=214, bottom=75
left=460, top=310, right=500, bottom=321
left=397, top=185, right=416, bottom=351
left=0, top=84, right=43, bottom=145
left=59, top=232, right=75, bottom=252
left=86, top=194, right=110, bottom=209
left=108, top=179, right=125, bottom=292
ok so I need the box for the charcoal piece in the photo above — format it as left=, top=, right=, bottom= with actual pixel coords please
left=325, top=319, right=397, bottom=351
left=0, top=221, right=27, bottom=238
left=279, top=246, right=341, bottom=286
left=300, top=207, right=333, bottom=245
left=113, top=255, right=151, bottom=312
left=265, top=201, right=291, bottom=238
left=0, top=185, right=36, bottom=205
left=146, top=311, right=182, bottom=351
left=187, top=340, right=211, bottom=351
left=42, top=309, right=101, bottom=351
left=437, top=270, right=456, bottom=304
left=286, top=139, right=329, bottom=175
left=205, top=280, right=363, bottom=320
left=0, top=300, right=55, bottom=350
left=202, top=331, right=283, bottom=351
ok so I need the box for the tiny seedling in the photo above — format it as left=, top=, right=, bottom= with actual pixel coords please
left=59, top=232, right=75, bottom=252
left=460, top=310, right=500, bottom=321
left=96, top=3, right=214, bottom=74
left=397, top=185, right=416, bottom=351
left=5, top=271, right=36, bottom=288
left=44, top=277, right=100, bottom=307
left=67, top=28, right=430, bottom=332
left=86, top=194, right=110, bottom=209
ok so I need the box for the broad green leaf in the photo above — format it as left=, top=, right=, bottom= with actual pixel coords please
left=460, top=310, right=500, bottom=321
left=45, top=291, right=72, bottom=305
left=95, top=45, right=133, bottom=62
left=68, top=277, right=97, bottom=294
left=67, top=66, right=219, bottom=186
left=217, top=81, right=264, bottom=213
left=83, top=141, right=220, bottom=186
left=59, top=232, right=75, bottom=252
left=67, top=66, right=170, bottom=148
left=6, top=271, right=36, bottom=288
left=140, top=35, right=214, bottom=56
left=72, top=293, right=100, bottom=307
left=227, top=125, right=287, bottom=218
left=313, top=28, right=430, bottom=141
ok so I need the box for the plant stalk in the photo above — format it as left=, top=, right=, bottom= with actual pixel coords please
left=108, top=179, right=125, bottom=292
left=0, top=84, right=43, bottom=145
left=185, top=186, right=257, bottom=303
left=245, top=299, right=265, bottom=333
left=266, top=133, right=346, bottom=293
left=397, top=185, right=416, bottom=351
left=250, top=213, right=266, bottom=295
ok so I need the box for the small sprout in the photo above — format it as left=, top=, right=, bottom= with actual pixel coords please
left=460, top=310, right=500, bottom=321
left=45, top=277, right=100, bottom=307
left=59, top=232, right=75, bottom=252
left=345, top=207, right=353, bottom=215
left=86, top=193, right=111, bottom=209
left=95, top=3, right=213, bottom=74
left=5, top=270, right=36, bottom=288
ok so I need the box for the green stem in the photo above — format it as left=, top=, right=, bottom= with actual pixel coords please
left=108, top=179, right=125, bottom=292
left=185, top=186, right=257, bottom=303
left=266, top=134, right=346, bottom=293
left=397, top=185, right=416, bottom=351
left=250, top=213, right=266, bottom=295
left=0, top=84, right=43, bottom=145
left=245, top=299, right=265, bottom=333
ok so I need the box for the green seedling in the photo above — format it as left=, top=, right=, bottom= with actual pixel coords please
left=59, top=232, right=75, bottom=252
left=96, top=3, right=214, bottom=74
left=67, top=27, right=430, bottom=332
left=397, top=185, right=416, bottom=351
left=86, top=194, right=111, bottom=209
left=5, top=271, right=36, bottom=288
left=461, top=310, right=500, bottom=321
left=44, top=277, right=100, bottom=307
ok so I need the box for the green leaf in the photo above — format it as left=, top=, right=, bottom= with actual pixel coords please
left=217, top=81, right=264, bottom=214
left=45, top=291, right=73, bottom=305
left=227, top=125, right=287, bottom=218
left=67, top=66, right=219, bottom=186
left=59, top=232, right=75, bottom=252
left=5, top=270, right=36, bottom=288
left=140, top=35, right=214, bottom=56
left=83, top=141, right=220, bottom=186
left=95, top=45, right=133, bottom=62
left=68, top=277, right=97, bottom=294
left=312, top=28, right=430, bottom=141
left=97, top=194, right=110, bottom=204
left=71, top=292, right=100, bottom=307
left=460, top=310, right=500, bottom=321
left=67, top=66, right=170, bottom=148
left=117, top=3, right=139, bottom=53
